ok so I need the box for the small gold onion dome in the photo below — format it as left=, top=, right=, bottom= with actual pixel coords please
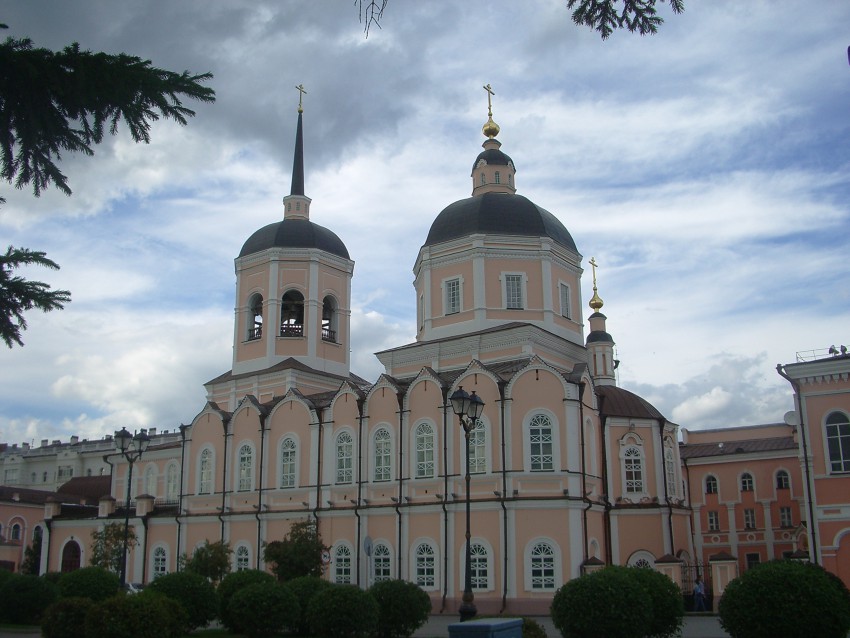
left=482, top=116, right=500, bottom=139
left=589, top=289, right=604, bottom=312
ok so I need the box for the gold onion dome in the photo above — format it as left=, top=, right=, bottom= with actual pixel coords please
left=483, top=116, right=500, bottom=139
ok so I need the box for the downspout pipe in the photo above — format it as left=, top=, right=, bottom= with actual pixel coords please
left=577, top=382, right=592, bottom=565
left=313, top=408, right=325, bottom=525
left=176, top=425, right=187, bottom=570
left=255, top=413, right=267, bottom=570
left=220, top=419, right=230, bottom=541
left=776, top=364, right=819, bottom=562
left=141, top=514, right=150, bottom=583
left=355, top=396, right=366, bottom=587
left=683, top=457, right=699, bottom=573
left=440, top=387, right=450, bottom=613
left=498, top=380, right=509, bottom=614
left=598, top=395, right=613, bottom=563
left=395, top=392, right=407, bottom=580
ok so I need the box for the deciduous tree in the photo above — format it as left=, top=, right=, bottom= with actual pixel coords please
left=90, top=523, right=136, bottom=574
left=180, top=540, right=232, bottom=585
left=263, top=519, right=328, bottom=581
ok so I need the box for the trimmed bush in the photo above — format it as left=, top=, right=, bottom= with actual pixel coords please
left=719, top=560, right=850, bottom=638
left=0, top=573, right=59, bottom=624
left=307, top=584, right=379, bottom=638
left=287, top=575, right=334, bottom=635
left=227, top=582, right=300, bottom=638
left=146, top=570, right=217, bottom=631
left=217, top=568, right=277, bottom=632
left=551, top=566, right=652, bottom=638
left=369, top=579, right=432, bottom=638
left=41, top=597, right=95, bottom=638
left=522, top=617, right=549, bottom=638
left=84, top=591, right=186, bottom=638
left=58, top=566, right=120, bottom=602
left=628, top=566, right=684, bottom=638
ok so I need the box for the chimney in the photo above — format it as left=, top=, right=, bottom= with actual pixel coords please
left=148, top=428, right=157, bottom=437
left=70, top=435, right=79, bottom=444
left=41, top=439, right=48, bottom=447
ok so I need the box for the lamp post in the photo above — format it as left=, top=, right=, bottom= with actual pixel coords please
left=114, top=427, right=150, bottom=588
left=449, top=386, right=485, bottom=622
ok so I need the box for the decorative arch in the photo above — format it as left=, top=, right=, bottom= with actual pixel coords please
left=321, top=295, right=339, bottom=343
left=627, top=549, right=656, bottom=568
left=280, top=289, right=305, bottom=337
left=247, top=292, right=264, bottom=340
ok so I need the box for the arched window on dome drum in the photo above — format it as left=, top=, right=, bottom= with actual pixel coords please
left=280, top=290, right=305, bottom=337
left=248, top=293, right=263, bottom=341
left=322, top=296, right=338, bottom=343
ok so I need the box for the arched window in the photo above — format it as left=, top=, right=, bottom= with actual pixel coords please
left=235, top=545, right=250, bottom=571
left=280, top=438, right=297, bottom=488
left=322, top=296, right=338, bottom=343
left=665, top=446, right=677, bottom=496
left=165, top=463, right=179, bottom=502
left=623, top=445, right=644, bottom=494
left=372, top=542, right=392, bottom=584
left=280, top=290, right=305, bottom=337
left=61, top=540, right=81, bottom=573
left=198, top=449, right=213, bottom=494
left=248, top=293, right=263, bottom=340
left=334, top=545, right=352, bottom=584
left=776, top=470, right=790, bottom=490
left=415, top=422, right=435, bottom=478
left=237, top=444, right=253, bottom=491
left=10, top=523, right=21, bottom=541
left=740, top=472, right=754, bottom=492
left=529, top=541, right=556, bottom=590
left=826, top=411, right=850, bottom=472
left=628, top=550, right=656, bottom=569
left=153, top=546, right=167, bottom=578
left=336, top=431, right=353, bottom=484
left=529, top=414, right=554, bottom=472
left=705, top=475, right=718, bottom=494
left=374, top=428, right=392, bottom=482
left=415, top=543, right=436, bottom=589
left=468, top=419, right=486, bottom=474
left=144, top=465, right=157, bottom=497
left=470, top=542, right=489, bottom=591
left=42, top=471, right=48, bottom=483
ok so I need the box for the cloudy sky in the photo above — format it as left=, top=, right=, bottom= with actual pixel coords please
left=2, top=1, right=848, bottom=447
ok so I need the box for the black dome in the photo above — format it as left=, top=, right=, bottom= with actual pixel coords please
left=239, top=218, right=350, bottom=259
left=424, top=192, right=577, bottom=252
left=471, top=148, right=514, bottom=174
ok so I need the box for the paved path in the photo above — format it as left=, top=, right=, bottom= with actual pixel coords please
left=414, top=613, right=729, bottom=637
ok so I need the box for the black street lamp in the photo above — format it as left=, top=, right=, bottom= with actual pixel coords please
left=449, top=385, right=485, bottom=622
left=114, top=427, right=150, bottom=588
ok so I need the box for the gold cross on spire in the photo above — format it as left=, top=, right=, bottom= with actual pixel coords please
left=483, top=83, right=495, bottom=116
left=295, top=84, right=307, bottom=113
left=588, top=257, right=604, bottom=312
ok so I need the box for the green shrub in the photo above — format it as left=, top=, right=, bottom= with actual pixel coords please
left=522, top=617, right=549, bottom=638
left=226, top=582, right=300, bottom=637
left=84, top=592, right=186, bottom=638
left=0, top=573, right=59, bottom=624
left=58, top=566, right=120, bottom=602
left=307, top=584, right=379, bottom=638
left=287, top=575, right=334, bottom=635
left=719, top=560, right=850, bottom=638
left=628, top=566, right=684, bottom=638
left=369, top=579, right=432, bottom=638
left=41, top=597, right=95, bottom=638
left=551, top=566, right=652, bottom=638
left=217, top=568, right=277, bottom=632
left=146, top=570, right=217, bottom=631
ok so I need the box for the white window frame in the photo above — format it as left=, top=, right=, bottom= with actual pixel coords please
left=502, top=272, right=525, bottom=310
left=371, top=541, right=393, bottom=585
left=459, top=538, right=493, bottom=591
left=825, top=411, right=850, bottom=473
left=528, top=413, right=554, bottom=472
left=776, top=470, right=790, bottom=490
left=143, top=464, right=157, bottom=497
left=705, top=475, right=718, bottom=495
left=559, top=282, right=571, bottom=319
left=743, top=508, right=756, bottom=530
left=468, top=418, right=488, bottom=475
left=373, top=427, right=393, bottom=482
left=336, top=430, right=354, bottom=484
left=664, top=445, right=677, bottom=497
left=414, top=421, right=435, bottom=479
left=234, top=544, right=251, bottom=571
left=412, top=541, right=438, bottom=591
left=334, top=543, right=353, bottom=584
left=779, top=506, right=792, bottom=528
left=525, top=539, right=560, bottom=591
left=152, top=545, right=168, bottom=579
left=198, top=447, right=214, bottom=495
left=236, top=443, right=254, bottom=492
left=619, top=434, right=646, bottom=497
left=280, top=436, right=298, bottom=489
left=443, top=277, right=462, bottom=316
left=740, top=472, right=754, bottom=492
left=165, top=463, right=179, bottom=502
left=707, top=510, right=720, bottom=532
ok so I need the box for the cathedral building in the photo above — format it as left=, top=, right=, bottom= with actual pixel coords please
left=35, top=91, right=692, bottom=614
left=10, top=89, right=846, bottom=610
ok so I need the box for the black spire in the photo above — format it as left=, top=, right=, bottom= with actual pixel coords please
left=290, top=110, right=305, bottom=196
